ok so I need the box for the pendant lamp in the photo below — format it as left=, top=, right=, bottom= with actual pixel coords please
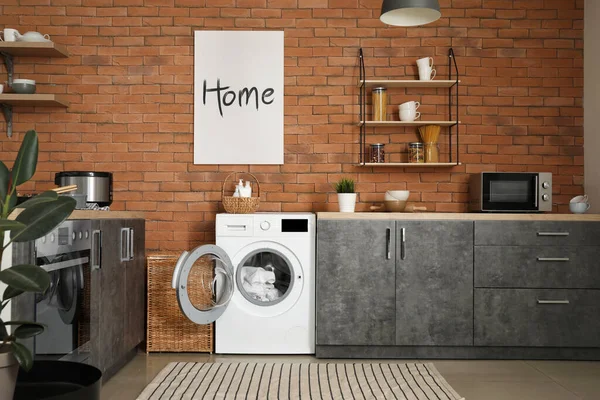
left=380, top=0, right=441, bottom=27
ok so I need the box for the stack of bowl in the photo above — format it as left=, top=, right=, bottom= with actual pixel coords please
left=384, top=190, right=410, bottom=212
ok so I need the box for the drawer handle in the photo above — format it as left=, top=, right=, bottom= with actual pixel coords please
left=537, top=300, right=570, bottom=305
left=537, top=257, right=570, bottom=262
left=537, top=232, right=569, bottom=236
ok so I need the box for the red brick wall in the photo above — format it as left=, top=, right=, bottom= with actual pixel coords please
left=0, top=0, right=584, bottom=250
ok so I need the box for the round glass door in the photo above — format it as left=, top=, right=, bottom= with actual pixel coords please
left=173, top=245, right=234, bottom=325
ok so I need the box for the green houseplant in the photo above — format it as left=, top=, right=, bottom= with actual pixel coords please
left=334, top=178, right=357, bottom=212
left=0, top=130, right=76, bottom=399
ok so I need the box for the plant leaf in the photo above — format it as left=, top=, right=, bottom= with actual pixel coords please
left=10, top=341, right=33, bottom=371
left=0, top=219, right=25, bottom=234
left=10, top=129, right=38, bottom=189
left=13, top=323, right=45, bottom=339
left=12, top=196, right=76, bottom=242
left=0, top=317, right=8, bottom=340
left=0, top=161, right=8, bottom=202
left=0, top=264, right=50, bottom=293
left=3, top=285, right=24, bottom=302
left=17, top=190, right=58, bottom=209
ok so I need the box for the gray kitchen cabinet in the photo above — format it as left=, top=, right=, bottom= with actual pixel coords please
left=475, top=221, right=600, bottom=246
left=90, top=219, right=126, bottom=375
left=475, top=288, right=600, bottom=347
left=124, top=219, right=146, bottom=351
left=396, top=221, right=474, bottom=346
left=475, top=246, right=600, bottom=289
left=317, top=219, right=396, bottom=345
left=90, top=218, right=145, bottom=378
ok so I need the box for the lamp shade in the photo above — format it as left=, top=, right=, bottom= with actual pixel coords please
left=380, top=0, right=441, bottom=27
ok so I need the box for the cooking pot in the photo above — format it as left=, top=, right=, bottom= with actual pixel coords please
left=55, top=172, right=112, bottom=206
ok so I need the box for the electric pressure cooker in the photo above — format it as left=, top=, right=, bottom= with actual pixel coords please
left=55, top=171, right=113, bottom=206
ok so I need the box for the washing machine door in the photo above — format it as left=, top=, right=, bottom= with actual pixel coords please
left=172, top=245, right=234, bottom=325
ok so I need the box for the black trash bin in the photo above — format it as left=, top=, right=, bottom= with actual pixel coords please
left=14, top=361, right=102, bottom=400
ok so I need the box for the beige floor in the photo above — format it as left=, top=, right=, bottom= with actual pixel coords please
left=101, top=353, right=600, bottom=400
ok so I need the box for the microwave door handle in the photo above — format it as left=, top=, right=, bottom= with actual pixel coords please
left=534, top=175, right=538, bottom=208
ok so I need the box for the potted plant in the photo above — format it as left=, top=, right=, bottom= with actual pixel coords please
left=335, top=178, right=357, bottom=212
left=0, top=130, right=76, bottom=399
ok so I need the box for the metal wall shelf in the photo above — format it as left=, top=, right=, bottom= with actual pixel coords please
left=357, top=48, right=461, bottom=166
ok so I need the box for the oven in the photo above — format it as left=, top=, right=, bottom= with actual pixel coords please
left=33, top=220, right=93, bottom=363
left=469, top=172, right=553, bottom=212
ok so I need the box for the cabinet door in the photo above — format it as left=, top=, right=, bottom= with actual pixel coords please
left=396, top=221, right=473, bottom=346
left=316, top=219, right=396, bottom=346
left=124, top=219, right=146, bottom=351
left=90, top=219, right=126, bottom=374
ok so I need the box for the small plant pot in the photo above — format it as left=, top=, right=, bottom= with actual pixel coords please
left=0, top=346, right=19, bottom=400
left=338, top=193, right=357, bottom=212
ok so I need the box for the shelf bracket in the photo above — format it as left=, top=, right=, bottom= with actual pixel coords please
left=1, top=104, right=13, bottom=138
left=0, top=51, right=14, bottom=87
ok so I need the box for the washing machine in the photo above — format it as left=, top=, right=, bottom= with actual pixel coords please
left=172, top=213, right=315, bottom=354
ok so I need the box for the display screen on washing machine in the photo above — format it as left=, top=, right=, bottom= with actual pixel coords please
left=281, top=219, right=308, bottom=232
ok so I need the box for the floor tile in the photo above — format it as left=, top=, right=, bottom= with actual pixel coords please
left=434, top=360, right=553, bottom=382
left=447, top=380, right=581, bottom=400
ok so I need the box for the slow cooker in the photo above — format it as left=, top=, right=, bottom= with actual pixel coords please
left=55, top=171, right=113, bottom=206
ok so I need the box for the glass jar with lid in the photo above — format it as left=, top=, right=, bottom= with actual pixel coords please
left=370, top=143, right=385, bottom=163
left=372, top=87, right=387, bottom=121
left=408, top=142, right=424, bottom=163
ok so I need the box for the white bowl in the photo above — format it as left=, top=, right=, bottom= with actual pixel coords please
left=385, top=190, right=410, bottom=201
left=570, top=195, right=588, bottom=203
left=12, top=79, right=36, bottom=85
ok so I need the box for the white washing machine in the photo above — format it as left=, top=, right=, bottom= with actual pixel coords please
left=172, top=213, right=315, bottom=354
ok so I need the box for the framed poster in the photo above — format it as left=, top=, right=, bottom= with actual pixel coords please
left=194, top=30, right=284, bottom=165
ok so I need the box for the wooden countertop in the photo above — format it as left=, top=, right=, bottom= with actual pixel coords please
left=317, top=212, right=600, bottom=221
left=9, top=209, right=144, bottom=220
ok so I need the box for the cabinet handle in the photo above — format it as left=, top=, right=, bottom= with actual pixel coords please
left=537, top=257, right=570, bottom=262
left=91, top=230, right=102, bottom=270
left=385, top=228, right=391, bottom=260
left=537, top=232, right=569, bottom=236
left=120, top=228, right=130, bottom=262
left=400, top=227, right=406, bottom=260
left=537, top=300, right=570, bottom=305
left=534, top=175, right=539, bottom=208
left=129, top=228, right=134, bottom=261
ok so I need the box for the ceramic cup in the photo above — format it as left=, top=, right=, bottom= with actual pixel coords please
left=416, top=57, right=433, bottom=69
left=399, top=109, right=421, bottom=122
left=419, top=66, right=436, bottom=81
left=570, top=202, right=590, bottom=214
left=399, top=101, right=420, bottom=111
left=570, top=195, right=589, bottom=204
left=3, top=28, right=19, bottom=42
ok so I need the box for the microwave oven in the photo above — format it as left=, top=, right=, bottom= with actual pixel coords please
left=469, top=172, right=552, bottom=212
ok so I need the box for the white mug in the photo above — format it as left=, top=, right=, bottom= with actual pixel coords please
left=417, top=57, right=434, bottom=69
left=0, top=84, right=3, bottom=94
left=419, top=66, right=436, bottom=81
left=399, top=109, right=421, bottom=122
left=399, top=101, right=420, bottom=110
left=3, top=28, right=20, bottom=42
left=569, top=202, right=590, bottom=214
left=570, top=195, right=589, bottom=204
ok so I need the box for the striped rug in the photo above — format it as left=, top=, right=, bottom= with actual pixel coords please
left=137, top=362, right=465, bottom=400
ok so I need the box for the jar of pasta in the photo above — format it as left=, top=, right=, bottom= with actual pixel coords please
left=372, top=87, right=387, bottom=121
left=408, top=142, right=424, bottom=163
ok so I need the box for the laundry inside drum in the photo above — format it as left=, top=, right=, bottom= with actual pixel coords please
left=187, top=254, right=233, bottom=311
left=237, top=251, right=293, bottom=306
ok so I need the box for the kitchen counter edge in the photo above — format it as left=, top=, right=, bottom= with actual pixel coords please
left=9, top=209, right=145, bottom=220
left=317, top=212, right=600, bottom=221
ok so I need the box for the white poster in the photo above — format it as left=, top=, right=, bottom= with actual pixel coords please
left=194, top=31, right=284, bottom=165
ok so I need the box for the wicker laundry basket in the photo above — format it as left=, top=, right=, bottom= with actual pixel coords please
left=146, top=252, right=213, bottom=353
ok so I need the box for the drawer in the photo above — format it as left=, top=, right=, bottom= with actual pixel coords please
left=475, top=246, right=600, bottom=289
left=474, top=221, right=600, bottom=246
left=474, top=288, right=600, bottom=347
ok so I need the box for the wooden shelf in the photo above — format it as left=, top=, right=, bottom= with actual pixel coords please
left=359, top=80, right=459, bottom=88
left=0, top=42, right=68, bottom=57
left=358, top=162, right=462, bottom=167
left=359, top=120, right=459, bottom=127
left=0, top=94, right=69, bottom=107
